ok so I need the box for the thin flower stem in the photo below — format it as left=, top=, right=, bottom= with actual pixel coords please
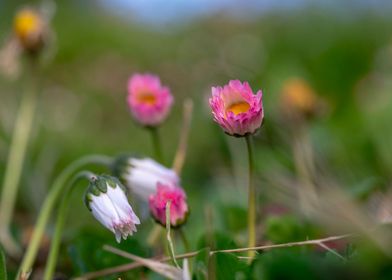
left=212, top=234, right=354, bottom=254
left=43, top=171, right=96, bottom=280
left=166, top=201, right=180, bottom=268
left=0, top=59, right=39, bottom=257
left=318, top=242, right=347, bottom=261
left=17, top=155, right=112, bottom=279
left=178, top=228, right=192, bottom=272
left=74, top=262, right=142, bottom=280
left=245, top=134, right=256, bottom=260
left=172, top=99, right=193, bottom=175
left=150, top=127, right=163, bottom=163
left=292, top=124, right=318, bottom=214
left=94, top=234, right=353, bottom=279
left=147, top=224, right=163, bottom=246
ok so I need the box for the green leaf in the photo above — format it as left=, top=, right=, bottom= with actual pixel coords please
left=193, top=248, right=210, bottom=280
left=264, top=215, right=308, bottom=244
left=0, top=247, right=7, bottom=280
left=212, top=252, right=249, bottom=280
left=195, top=233, right=247, bottom=280
left=197, top=231, right=238, bottom=251
left=221, top=204, right=247, bottom=232
left=252, top=249, right=361, bottom=280
left=67, top=228, right=150, bottom=279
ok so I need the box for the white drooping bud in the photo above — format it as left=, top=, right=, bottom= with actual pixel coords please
left=112, top=156, right=180, bottom=201
left=84, top=174, right=140, bottom=243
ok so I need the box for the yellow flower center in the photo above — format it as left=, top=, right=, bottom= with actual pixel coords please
left=14, top=10, right=41, bottom=40
left=226, top=102, right=250, bottom=115
left=138, top=93, right=157, bottom=105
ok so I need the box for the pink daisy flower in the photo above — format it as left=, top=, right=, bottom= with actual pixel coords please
left=209, top=80, right=264, bottom=136
left=127, top=73, right=173, bottom=127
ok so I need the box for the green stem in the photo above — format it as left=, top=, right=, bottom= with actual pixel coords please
left=245, top=135, right=256, bottom=260
left=150, top=127, right=163, bottom=163
left=147, top=224, right=162, bottom=246
left=17, top=155, right=112, bottom=279
left=178, top=228, right=192, bottom=272
left=165, top=201, right=179, bottom=268
left=178, top=228, right=190, bottom=252
left=0, top=60, right=39, bottom=257
left=43, top=171, right=95, bottom=280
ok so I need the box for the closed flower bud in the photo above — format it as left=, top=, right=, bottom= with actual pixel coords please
left=112, top=155, right=180, bottom=201
left=209, top=80, right=264, bottom=137
left=127, top=73, right=174, bottom=127
left=13, top=7, right=47, bottom=53
left=149, top=183, right=189, bottom=227
left=84, top=174, right=140, bottom=243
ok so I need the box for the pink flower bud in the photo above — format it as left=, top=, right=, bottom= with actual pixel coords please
left=149, top=183, right=188, bottom=227
left=209, top=80, right=264, bottom=136
left=127, top=73, right=174, bottom=127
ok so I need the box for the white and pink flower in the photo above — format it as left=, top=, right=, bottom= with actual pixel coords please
left=127, top=73, right=173, bottom=127
left=85, top=175, right=140, bottom=243
left=209, top=80, right=264, bottom=136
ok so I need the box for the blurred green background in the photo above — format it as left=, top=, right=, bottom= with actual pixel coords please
left=1, top=0, right=392, bottom=279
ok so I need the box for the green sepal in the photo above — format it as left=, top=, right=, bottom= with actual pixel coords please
left=84, top=192, right=93, bottom=211
left=84, top=174, right=129, bottom=212
left=110, top=153, right=141, bottom=182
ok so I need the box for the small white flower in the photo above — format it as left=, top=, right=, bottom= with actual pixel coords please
left=85, top=175, right=140, bottom=243
left=114, top=156, right=180, bottom=201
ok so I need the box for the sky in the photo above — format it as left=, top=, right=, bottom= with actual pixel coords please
left=97, top=0, right=392, bottom=26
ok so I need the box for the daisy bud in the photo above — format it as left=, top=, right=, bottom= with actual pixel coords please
left=209, top=80, right=264, bottom=137
left=13, top=7, right=47, bottom=54
left=280, top=78, right=319, bottom=119
left=84, top=174, right=140, bottom=243
left=112, top=156, right=180, bottom=201
left=149, top=183, right=189, bottom=227
left=127, top=73, right=174, bottom=127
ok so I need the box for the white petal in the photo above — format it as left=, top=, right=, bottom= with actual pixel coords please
left=130, top=158, right=179, bottom=185
left=107, top=186, right=133, bottom=220
left=115, top=230, right=122, bottom=243
left=90, top=193, right=120, bottom=224
left=125, top=158, right=180, bottom=201
left=130, top=210, right=141, bottom=225
left=125, top=169, right=161, bottom=200
left=90, top=199, right=116, bottom=232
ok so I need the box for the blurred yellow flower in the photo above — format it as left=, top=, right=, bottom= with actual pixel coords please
left=13, top=8, right=46, bottom=52
left=281, top=78, right=318, bottom=117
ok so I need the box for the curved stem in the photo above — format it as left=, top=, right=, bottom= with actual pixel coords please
left=18, top=155, right=112, bottom=279
left=43, top=171, right=95, bottom=280
left=96, top=234, right=353, bottom=279
left=245, top=135, right=256, bottom=260
left=150, top=127, right=163, bottom=163
left=166, top=201, right=179, bottom=268
left=0, top=60, right=39, bottom=257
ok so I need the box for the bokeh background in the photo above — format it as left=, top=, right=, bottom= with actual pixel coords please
left=1, top=0, right=392, bottom=279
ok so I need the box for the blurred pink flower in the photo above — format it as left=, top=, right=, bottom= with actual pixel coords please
left=149, top=183, right=188, bottom=227
left=209, top=80, right=264, bottom=136
left=127, top=73, right=173, bottom=127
